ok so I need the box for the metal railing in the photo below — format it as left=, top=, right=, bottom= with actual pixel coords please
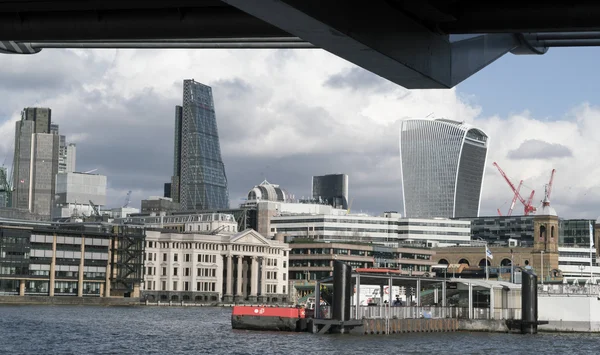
left=313, top=305, right=524, bottom=320
left=538, top=284, right=600, bottom=296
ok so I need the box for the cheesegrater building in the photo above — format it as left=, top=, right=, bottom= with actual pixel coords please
left=171, top=79, right=229, bottom=210
left=399, top=119, right=489, bottom=219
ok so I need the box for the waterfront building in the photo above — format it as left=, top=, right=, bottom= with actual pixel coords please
left=52, top=172, right=107, bottom=219
left=171, top=79, right=229, bottom=211
left=400, top=119, right=489, bottom=218
left=312, top=174, right=349, bottom=210
left=141, top=196, right=180, bottom=214
left=270, top=212, right=471, bottom=247
left=0, top=219, right=144, bottom=297
left=143, top=229, right=290, bottom=303
left=12, top=107, right=60, bottom=216
left=117, top=212, right=237, bottom=234
left=288, top=241, right=435, bottom=281
left=456, top=215, right=535, bottom=246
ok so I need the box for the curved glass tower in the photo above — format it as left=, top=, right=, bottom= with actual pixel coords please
left=399, top=119, right=489, bottom=218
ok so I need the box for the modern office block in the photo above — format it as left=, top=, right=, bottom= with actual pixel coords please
left=400, top=119, right=489, bottom=218
left=312, top=174, right=349, bottom=209
left=171, top=80, right=229, bottom=210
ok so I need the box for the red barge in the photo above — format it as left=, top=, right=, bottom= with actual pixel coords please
left=231, top=306, right=306, bottom=331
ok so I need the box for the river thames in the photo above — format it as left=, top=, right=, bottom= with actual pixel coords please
left=0, top=305, right=599, bottom=354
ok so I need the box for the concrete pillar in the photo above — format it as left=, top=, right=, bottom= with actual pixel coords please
left=77, top=236, right=85, bottom=297
left=468, top=283, right=473, bottom=319
left=132, top=283, right=140, bottom=298
left=355, top=275, right=361, bottom=319
left=19, top=280, right=25, bottom=296
left=49, top=234, right=57, bottom=297
left=441, top=281, right=447, bottom=318
left=416, top=278, right=421, bottom=307
left=489, top=286, right=495, bottom=319
left=104, top=238, right=112, bottom=297
left=99, top=283, right=104, bottom=297
left=250, top=256, right=258, bottom=300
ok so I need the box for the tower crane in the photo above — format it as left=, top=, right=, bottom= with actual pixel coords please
left=546, top=169, right=556, bottom=199
left=123, top=190, right=132, bottom=208
left=493, top=162, right=536, bottom=216
left=497, top=180, right=523, bottom=216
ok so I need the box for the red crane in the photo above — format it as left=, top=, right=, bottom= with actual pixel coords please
left=493, top=162, right=536, bottom=216
left=497, top=180, right=523, bottom=216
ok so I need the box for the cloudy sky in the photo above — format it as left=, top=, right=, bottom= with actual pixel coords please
left=1, top=46, right=599, bottom=218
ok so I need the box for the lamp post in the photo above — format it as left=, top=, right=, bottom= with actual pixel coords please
left=541, top=250, right=545, bottom=285
left=510, top=249, right=514, bottom=283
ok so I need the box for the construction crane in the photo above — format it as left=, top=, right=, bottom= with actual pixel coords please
left=497, top=180, right=523, bottom=216
left=89, top=200, right=100, bottom=217
left=493, top=162, right=536, bottom=216
left=123, top=190, right=132, bottom=208
left=546, top=169, right=556, bottom=199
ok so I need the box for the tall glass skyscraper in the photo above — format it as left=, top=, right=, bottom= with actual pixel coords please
left=171, top=79, right=229, bottom=210
left=399, top=119, right=489, bottom=218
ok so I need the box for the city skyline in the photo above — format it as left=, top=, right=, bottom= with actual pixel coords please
left=0, top=48, right=599, bottom=218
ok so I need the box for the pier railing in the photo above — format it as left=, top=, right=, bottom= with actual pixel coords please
left=311, top=305, right=512, bottom=320
left=538, top=284, right=600, bottom=296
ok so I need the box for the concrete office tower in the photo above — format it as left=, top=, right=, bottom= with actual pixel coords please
left=312, top=174, right=349, bottom=209
left=171, top=79, right=229, bottom=210
left=12, top=108, right=59, bottom=216
left=52, top=171, right=107, bottom=219
left=66, top=143, right=76, bottom=173
left=399, top=119, right=489, bottom=219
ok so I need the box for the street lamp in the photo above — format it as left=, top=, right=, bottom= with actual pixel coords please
left=541, top=250, right=545, bottom=284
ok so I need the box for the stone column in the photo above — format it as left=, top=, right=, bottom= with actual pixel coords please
left=104, top=238, right=112, bottom=297
left=249, top=256, right=258, bottom=302
left=235, top=256, right=243, bottom=302
left=77, top=236, right=85, bottom=297
left=49, top=234, right=57, bottom=297
left=19, top=280, right=25, bottom=296
left=258, top=257, right=267, bottom=303
left=224, top=255, right=233, bottom=302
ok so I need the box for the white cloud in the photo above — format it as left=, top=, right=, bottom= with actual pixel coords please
left=0, top=48, right=598, bottom=219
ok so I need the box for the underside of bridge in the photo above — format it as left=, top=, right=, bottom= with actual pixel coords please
left=2, top=1, right=600, bottom=88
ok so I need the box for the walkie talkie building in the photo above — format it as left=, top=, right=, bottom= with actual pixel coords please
left=399, top=119, right=489, bottom=219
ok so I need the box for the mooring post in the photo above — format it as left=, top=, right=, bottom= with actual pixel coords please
left=314, top=281, right=321, bottom=319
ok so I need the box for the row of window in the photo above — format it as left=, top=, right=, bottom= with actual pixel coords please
left=147, top=266, right=218, bottom=278
left=272, top=218, right=468, bottom=228
left=146, top=280, right=217, bottom=292
left=145, top=253, right=217, bottom=264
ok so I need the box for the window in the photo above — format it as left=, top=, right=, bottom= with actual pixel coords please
left=197, top=268, right=201, bottom=277
left=184, top=282, right=189, bottom=291
left=283, top=285, right=286, bottom=294
left=198, top=254, right=202, bottom=262
left=196, top=282, right=201, bottom=291
left=163, top=253, right=167, bottom=262
left=161, top=281, right=166, bottom=290
left=162, top=267, right=167, bottom=276
left=283, top=273, right=286, bottom=281
left=185, top=254, right=191, bottom=262
left=173, top=281, right=177, bottom=290
left=185, top=268, right=190, bottom=276
left=174, top=268, right=178, bottom=276
left=283, top=261, right=287, bottom=268
left=174, top=254, right=178, bottom=262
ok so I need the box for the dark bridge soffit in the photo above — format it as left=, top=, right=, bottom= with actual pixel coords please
left=222, top=0, right=521, bottom=89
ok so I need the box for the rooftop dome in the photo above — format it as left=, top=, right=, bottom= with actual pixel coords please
left=247, top=180, right=288, bottom=202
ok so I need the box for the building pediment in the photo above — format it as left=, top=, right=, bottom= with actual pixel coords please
left=230, top=229, right=271, bottom=245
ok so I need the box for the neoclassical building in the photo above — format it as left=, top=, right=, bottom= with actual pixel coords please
left=143, top=228, right=290, bottom=304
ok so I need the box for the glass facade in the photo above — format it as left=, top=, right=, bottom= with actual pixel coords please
left=559, top=219, right=595, bottom=246
left=400, top=119, right=488, bottom=218
left=312, top=174, right=349, bottom=209
left=174, top=80, right=229, bottom=210
left=457, top=216, right=535, bottom=246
